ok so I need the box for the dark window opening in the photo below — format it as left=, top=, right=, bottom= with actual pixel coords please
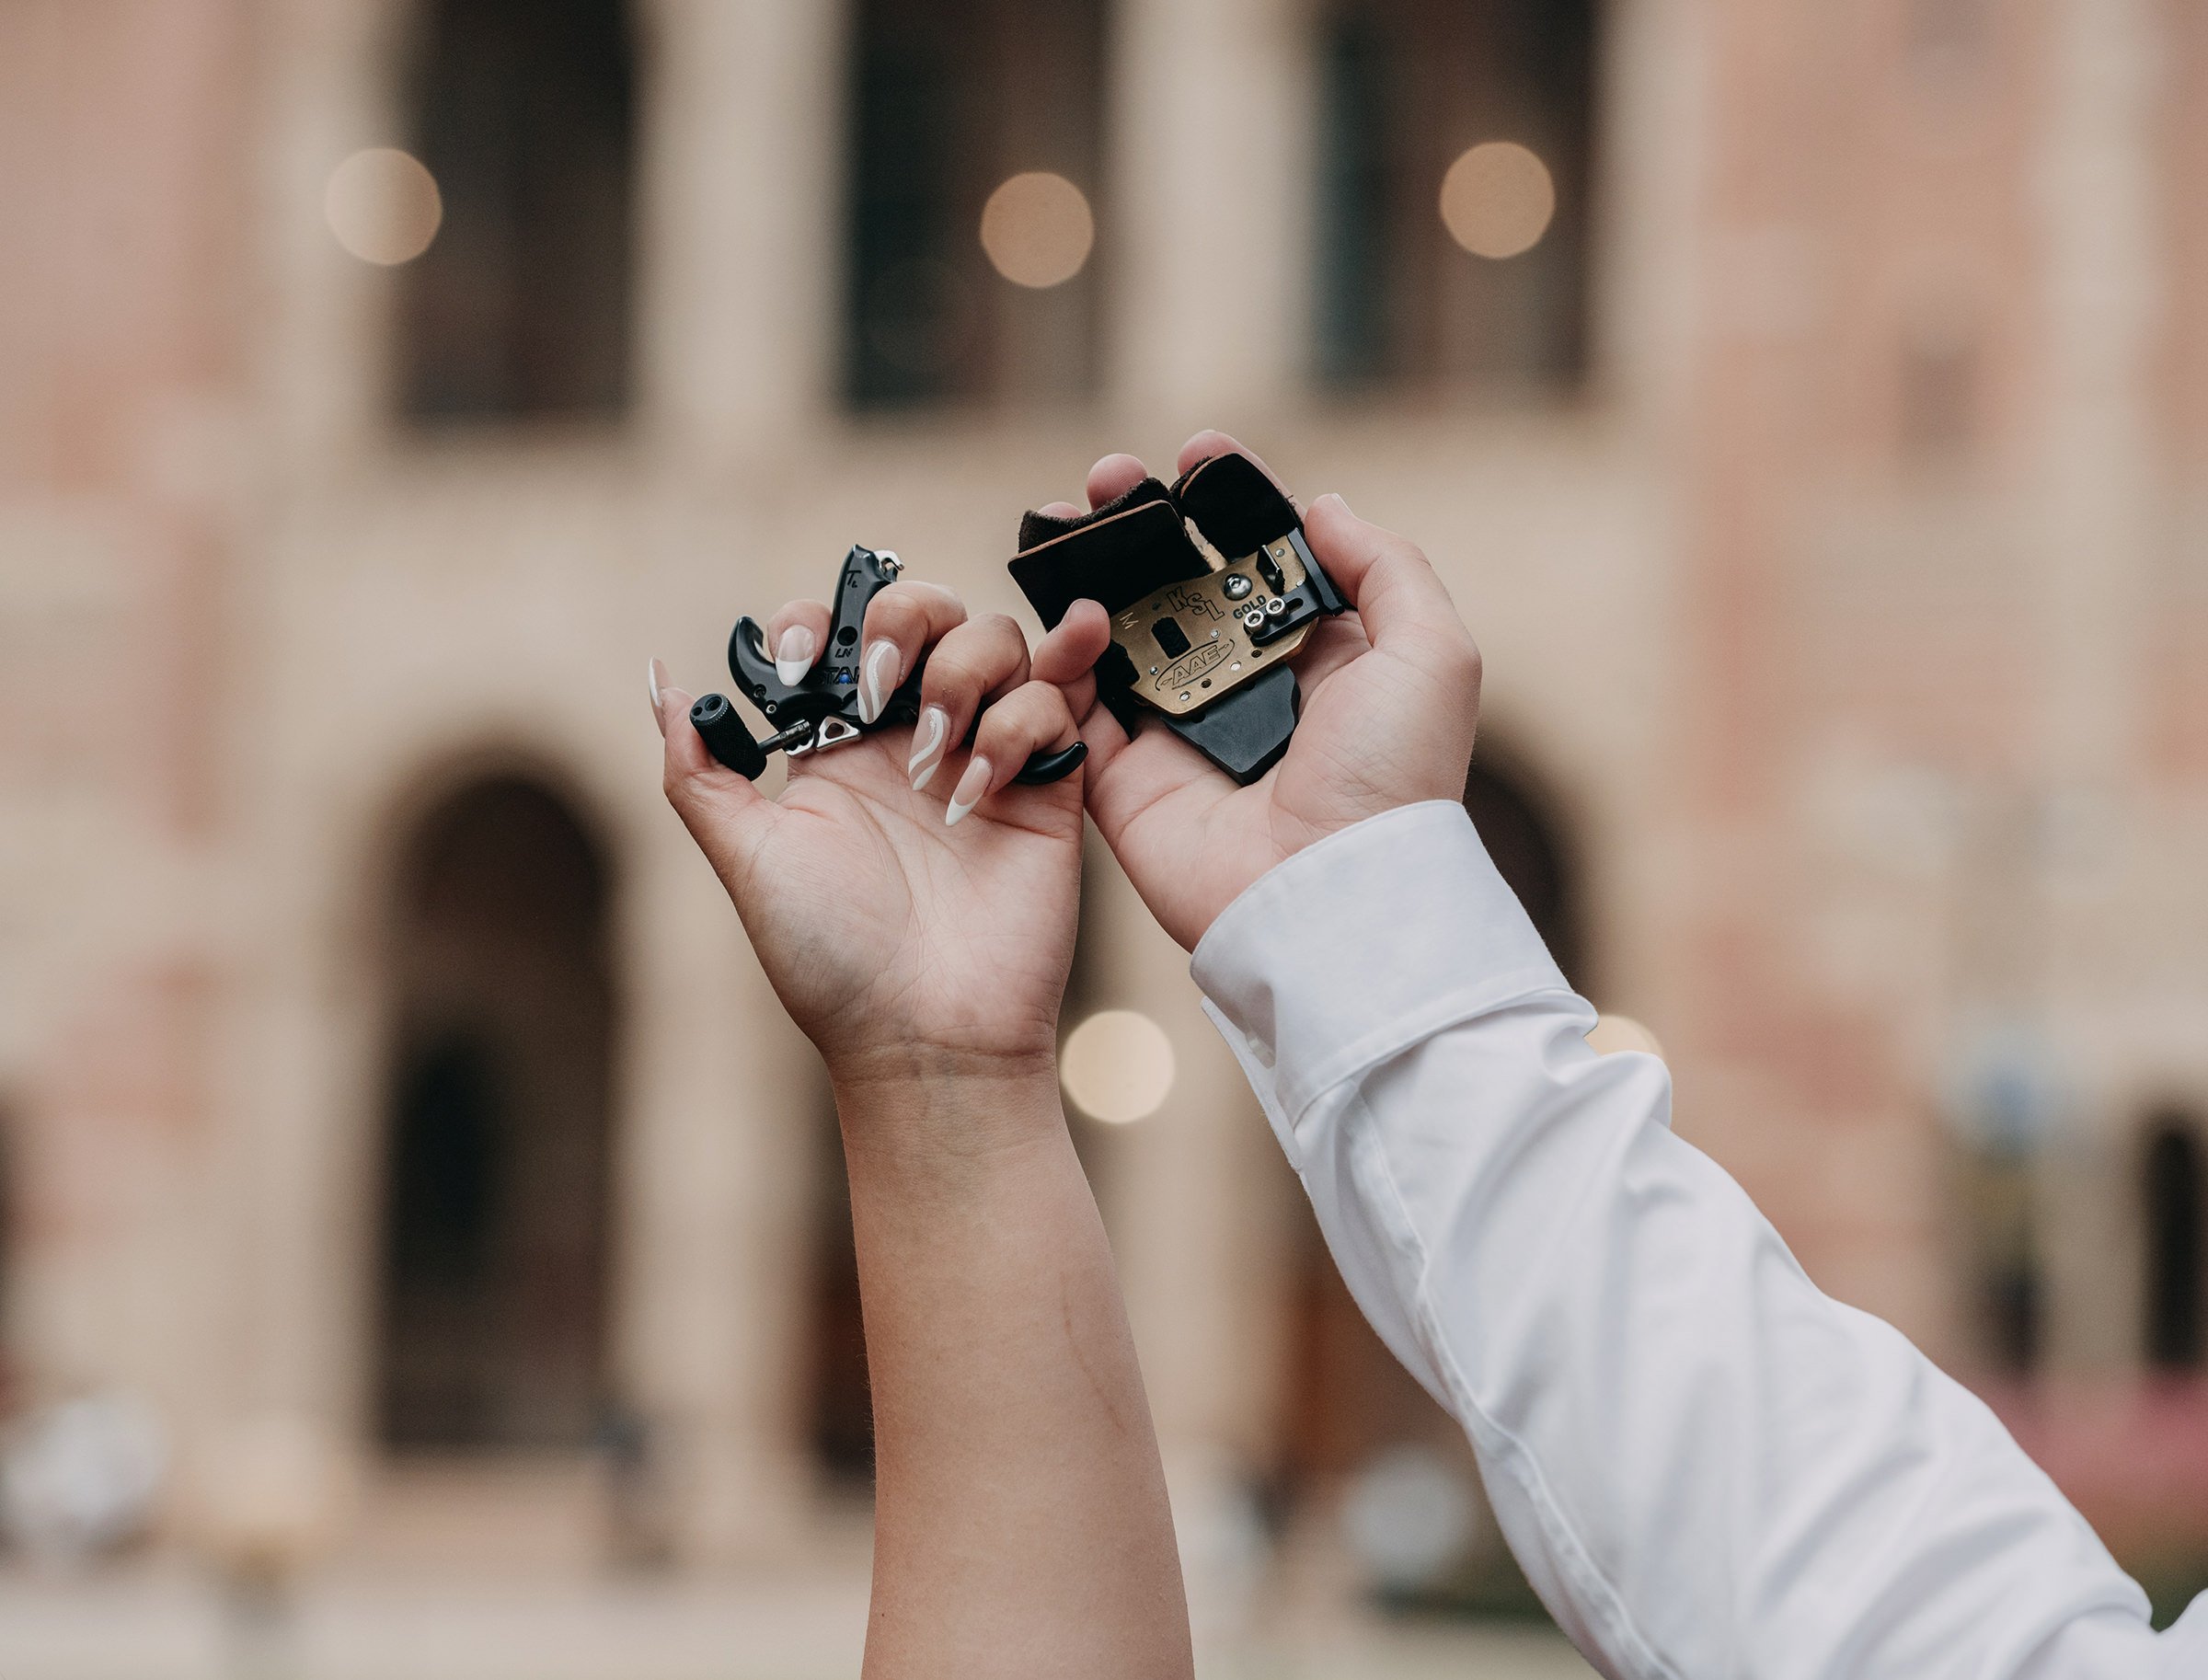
left=1466, top=758, right=1586, bottom=990
left=0, top=1110, right=15, bottom=1416
left=845, top=0, right=1106, bottom=408
left=397, top=0, right=637, bottom=420
left=385, top=1036, right=504, bottom=1295
left=1314, top=0, right=1599, bottom=395
left=2145, top=1118, right=2205, bottom=1370
left=1984, top=1265, right=2041, bottom=1372
left=1957, top=1137, right=2041, bottom=1375
left=375, top=775, right=616, bottom=1451
left=1316, top=17, right=1394, bottom=385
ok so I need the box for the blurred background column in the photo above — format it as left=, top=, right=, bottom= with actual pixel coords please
left=637, top=0, right=843, bottom=459
left=2031, top=0, right=2163, bottom=1377
left=616, top=811, right=817, bottom=1564
left=1108, top=0, right=1310, bottom=420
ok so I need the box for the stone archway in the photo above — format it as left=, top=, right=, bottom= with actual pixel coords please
left=374, top=774, right=615, bottom=1452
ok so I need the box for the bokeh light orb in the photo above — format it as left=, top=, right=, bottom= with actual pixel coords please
left=326, top=147, right=443, bottom=266
left=979, top=171, right=1096, bottom=288
left=1341, top=1444, right=1478, bottom=1593
left=1439, top=141, right=1556, bottom=259
left=1060, top=1009, right=1175, bottom=1123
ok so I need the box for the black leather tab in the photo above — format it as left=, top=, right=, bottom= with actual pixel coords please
left=1009, top=490, right=1209, bottom=627
left=1171, top=453, right=1300, bottom=558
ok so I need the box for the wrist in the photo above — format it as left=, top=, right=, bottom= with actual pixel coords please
left=825, top=1036, right=1059, bottom=1096
left=829, top=1054, right=1066, bottom=1185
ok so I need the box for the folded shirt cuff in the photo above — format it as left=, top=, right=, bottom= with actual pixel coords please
left=1189, top=800, right=1572, bottom=1128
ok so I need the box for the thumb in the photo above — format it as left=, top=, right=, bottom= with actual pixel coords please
left=654, top=672, right=780, bottom=888
left=1301, top=492, right=1466, bottom=659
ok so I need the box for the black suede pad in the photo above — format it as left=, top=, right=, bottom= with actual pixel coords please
left=1008, top=455, right=1299, bottom=625
left=1009, top=482, right=1209, bottom=627
left=1170, top=453, right=1300, bottom=558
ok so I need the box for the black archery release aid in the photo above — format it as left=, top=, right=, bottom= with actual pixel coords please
left=1007, top=453, right=1347, bottom=784
left=689, top=541, right=1087, bottom=785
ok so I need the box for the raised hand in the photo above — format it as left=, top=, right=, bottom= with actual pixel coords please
left=1033, top=431, right=1483, bottom=950
left=656, top=581, right=1194, bottom=1679
left=653, top=581, right=1088, bottom=1097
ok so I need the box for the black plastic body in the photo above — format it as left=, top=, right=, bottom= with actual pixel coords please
left=693, top=543, right=1085, bottom=787
left=726, top=545, right=922, bottom=738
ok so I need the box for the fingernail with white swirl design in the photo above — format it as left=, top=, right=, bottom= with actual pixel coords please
left=858, top=639, right=899, bottom=725
left=908, top=704, right=950, bottom=791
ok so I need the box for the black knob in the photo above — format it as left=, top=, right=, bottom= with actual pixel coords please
left=690, top=693, right=767, bottom=779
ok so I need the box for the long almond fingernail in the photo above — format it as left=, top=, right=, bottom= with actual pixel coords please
left=775, top=627, right=817, bottom=686
left=647, top=657, right=669, bottom=738
left=858, top=639, right=899, bottom=725
left=908, top=705, right=950, bottom=791
left=944, top=755, right=992, bottom=827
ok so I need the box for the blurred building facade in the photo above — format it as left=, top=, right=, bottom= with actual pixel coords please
left=1, top=0, right=2204, bottom=1604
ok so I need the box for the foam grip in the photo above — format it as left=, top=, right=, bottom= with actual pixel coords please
left=689, top=693, right=767, bottom=779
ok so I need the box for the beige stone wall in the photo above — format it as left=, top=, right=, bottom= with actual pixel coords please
left=1, top=0, right=2202, bottom=1578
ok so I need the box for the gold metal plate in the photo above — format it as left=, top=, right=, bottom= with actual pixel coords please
left=1112, top=536, right=1311, bottom=718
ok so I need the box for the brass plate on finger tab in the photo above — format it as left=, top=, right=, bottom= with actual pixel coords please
left=1112, top=537, right=1314, bottom=718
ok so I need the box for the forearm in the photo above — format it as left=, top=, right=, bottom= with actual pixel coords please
left=1316, top=1018, right=2164, bottom=1678
left=835, top=1070, right=1191, bottom=1680
left=1194, top=802, right=2193, bottom=1679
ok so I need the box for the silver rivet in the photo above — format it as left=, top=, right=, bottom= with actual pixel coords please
left=1224, top=574, right=1253, bottom=601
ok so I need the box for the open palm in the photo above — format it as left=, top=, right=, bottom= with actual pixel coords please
left=654, top=601, right=1087, bottom=1085
left=1035, top=432, right=1484, bottom=951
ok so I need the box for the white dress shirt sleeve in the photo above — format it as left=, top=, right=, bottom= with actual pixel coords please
left=1191, top=800, right=2206, bottom=1680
